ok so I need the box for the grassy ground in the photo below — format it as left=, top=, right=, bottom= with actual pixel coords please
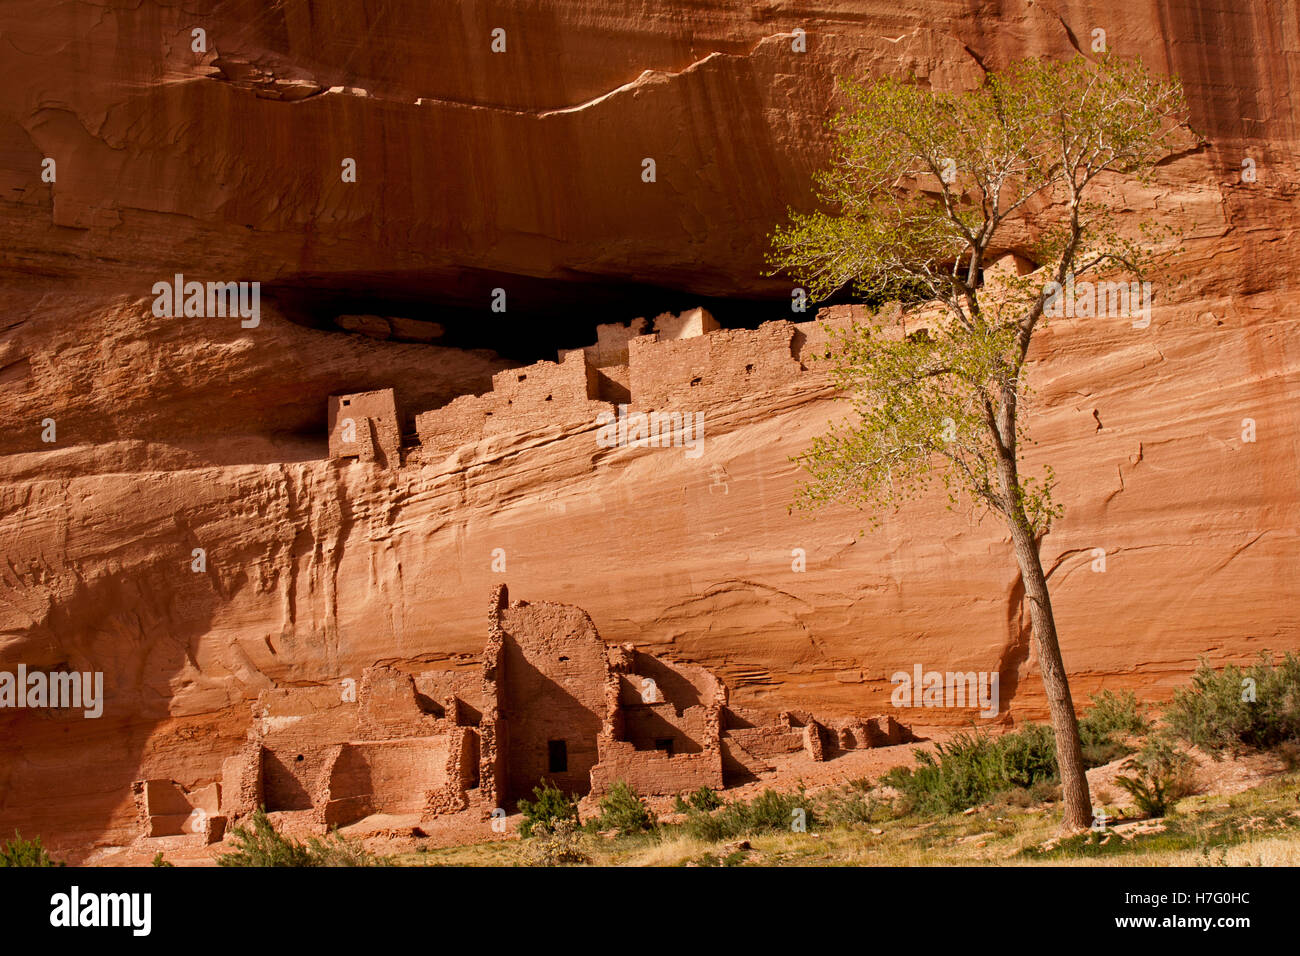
left=391, top=769, right=1300, bottom=867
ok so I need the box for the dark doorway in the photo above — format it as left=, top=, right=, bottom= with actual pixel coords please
left=548, top=739, right=568, bottom=773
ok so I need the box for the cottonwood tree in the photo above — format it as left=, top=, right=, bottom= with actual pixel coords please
left=768, top=55, right=1188, bottom=831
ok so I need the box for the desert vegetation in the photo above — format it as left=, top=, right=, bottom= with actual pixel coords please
left=403, top=656, right=1300, bottom=867
left=769, top=53, right=1190, bottom=830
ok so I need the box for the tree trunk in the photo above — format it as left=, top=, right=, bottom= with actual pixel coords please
left=1005, top=508, right=1094, bottom=832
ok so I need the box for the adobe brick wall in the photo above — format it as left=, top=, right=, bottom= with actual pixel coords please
left=322, top=737, right=452, bottom=826
left=628, top=320, right=805, bottom=412
left=651, top=306, right=719, bottom=341
left=412, top=392, right=493, bottom=456
left=415, top=351, right=611, bottom=453
left=131, top=779, right=227, bottom=840
left=328, top=388, right=402, bottom=465
left=132, top=780, right=193, bottom=837
left=620, top=697, right=709, bottom=755
left=478, top=584, right=509, bottom=814
left=590, top=738, right=723, bottom=795
left=558, top=318, right=649, bottom=368
left=408, top=304, right=876, bottom=459
left=219, top=744, right=262, bottom=818
left=357, top=665, right=442, bottom=739
left=487, top=350, right=603, bottom=432
left=496, top=595, right=610, bottom=801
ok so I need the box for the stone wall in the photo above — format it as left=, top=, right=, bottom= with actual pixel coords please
left=589, top=739, right=723, bottom=795
left=406, top=306, right=866, bottom=458
left=322, top=737, right=452, bottom=826
left=415, top=350, right=610, bottom=454
left=496, top=596, right=611, bottom=801
left=629, top=320, right=806, bottom=412
left=138, top=582, right=912, bottom=838
left=328, top=388, right=402, bottom=465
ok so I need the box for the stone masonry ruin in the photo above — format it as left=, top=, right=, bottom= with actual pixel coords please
left=131, top=584, right=911, bottom=839
left=325, top=304, right=883, bottom=464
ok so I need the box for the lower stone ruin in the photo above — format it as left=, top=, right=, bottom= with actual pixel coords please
left=132, top=584, right=912, bottom=841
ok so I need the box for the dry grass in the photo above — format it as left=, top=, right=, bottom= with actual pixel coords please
left=392, top=767, right=1300, bottom=867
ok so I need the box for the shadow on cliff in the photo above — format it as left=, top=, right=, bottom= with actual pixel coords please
left=265, top=268, right=870, bottom=364
left=0, top=556, right=233, bottom=860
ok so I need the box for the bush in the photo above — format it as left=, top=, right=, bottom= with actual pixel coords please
left=1165, top=654, right=1300, bottom=755
left=217, top=809, right=385, bottom=867
left=517, top=779, right=580, bottom=838
left=150, top=851, right=174, bottom=868
left=1080, top=689, right=1149, bottom=741
left=1079, top=690, right=1150, bottom=766
left=521, top=818, right=589, bottom=866
left=593, top=781, right=655, bottom=835
left=882, top=725, right=1058, bottom=816
left=0, top=832, right=64, bottom=867
left=683, top=789, right=813, bottom=842
left=1114, top=736, right=1195, bottom=817
left=673, top=787, right=723, bottom=814
left=304, top=831, right=389, bottom=867
left=218, top=810, right=314, bottom=866
left=818, top=787, right=888, bottom=827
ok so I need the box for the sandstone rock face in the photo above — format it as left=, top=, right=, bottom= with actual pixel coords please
left=0, top=2, right=1297, bottom=854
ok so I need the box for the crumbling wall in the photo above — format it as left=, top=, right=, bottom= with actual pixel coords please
left=497, top=593, right=610, bottom=801
left=356, top=665, right=443, bottom=739
left=322, top=737, right=452, bottom=826
left=424, top=725, right=479, bottom=817
left=651, top=306, right=719, bottom=341
left=413, top=392, right=493, bottom=457
left=219, top=744, right=263, bottom=819
left=485, top=350, right=603, bottom=433
left=249, top=685, right=358, bottom=814
left=589, top=739, right=723, bottom=795
left=413, top=667, right=487, bottom=734
left=628, top=320, right=804, bottom=411
left=558, top=318, right=650, bottom=367
left=478, top=584, right=509, bottom=815
left=415, top=351, right=610, bottom=453
left=132, top=779, right=227, bottom=842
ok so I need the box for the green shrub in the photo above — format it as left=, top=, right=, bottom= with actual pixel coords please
left=304, top=831, right=388, bottom=866
left=217, top=809, right=385, bottom=867
left=673, top=786, right=723, bottom=813
left=150, top=851, right=174, bottom=868
left=1079, top=689, right=1150, bottom=766
left=683, top=789, right=813, bottom=842
left=218, top=810, right=314, bottom=867
left=521, top=819, right=589, bottom=866
left=882, top=724, right=1058, bottom=816
left=593, top=781, right=656, bottom=835
left=818, top=786, right=889, bottom=827
left=1080, top=689, right=1149, bottom=741
left=517, top=779, right=580, bottom=838
left=1114, top=736, right=1195, bottom=817
left=1165, top=654, right=1300, bottom=755
left=0, top=832, right=64, bottom=867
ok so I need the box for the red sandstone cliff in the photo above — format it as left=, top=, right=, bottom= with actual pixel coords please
left=0, top=1, right=1297, bottom=853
